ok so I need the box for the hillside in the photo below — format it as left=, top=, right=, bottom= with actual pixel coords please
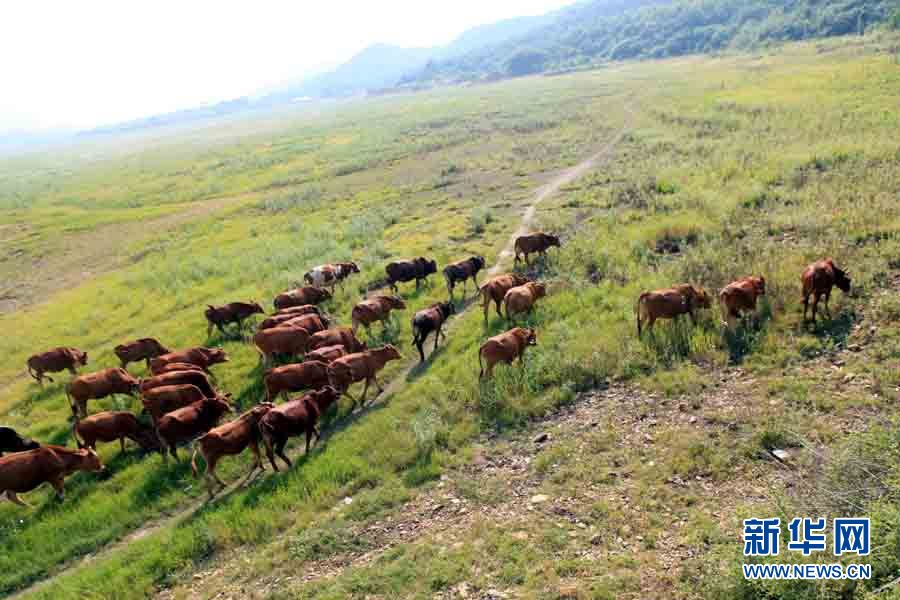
left=2, top=31, right=900, bottom=600
left=411, top=0, right=900, bottom=81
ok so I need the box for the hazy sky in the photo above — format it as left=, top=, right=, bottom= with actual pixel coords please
left=1, top=0, right=574, bottom=131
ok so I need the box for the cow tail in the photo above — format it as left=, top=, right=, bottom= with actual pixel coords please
left=478, top=346, right=484, bottom=379
left=636, top=293, right=648, bottom=337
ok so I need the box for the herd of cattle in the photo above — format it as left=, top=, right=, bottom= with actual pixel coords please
left=0, top=227, right=851, bottom=505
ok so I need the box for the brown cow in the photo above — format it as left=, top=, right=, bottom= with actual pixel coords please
left=0, top=445, right=103, bottom=506
left=114, top=338, right=169, bottom=370
left=253, top=325, right=311, bottom=367
left=479, top=273, right=529, bottom=322
left=303, top=262, right=360, bottom=291
left=636, top=284, right=711, bottom=336
left=263, top=361, right=331, bottom=403
left=156, top=396, right=232, bottom=462
left=273, top=287, right=332, bottom=310
left=385, top=257, right=438, bottom=293
left=140, top=370, right=217, bottom=399
left=514, top=232, right=560, bottom=265
left=258, top=310, right=325, bottom=331
left=205, top=301, right=264, bottom=336
left=260, top=386, right=340, bottom=470
left=26, top=347, right=88, bottom=385
left=141, top=384, right=212, bottom=424
left=308, top=328, right=367, bottom=353
left=73, top=411, right=159, bottom=453
left=273, top=304, right=321, bottom=318
left=327, top=345, right=402, bottom=408
left=411, top=301, right=455, bottom=363
left=279, top=313, right=329, bottom=334
left=149, top=362, right=211, bottom=377
left=351, top=295, right=406, bottom=335
left=504, top=282, right=547, bottom=321
left=191, top=403, right=273, bottom=499
left=67, top=368, right=140, bottom=420
left=479, top=327, right=537, bottom=379
left=150, top=347, right=228, bottom=373
left=719, top=276, right=767, bottom=328
left=443, top=256, right=486, bottom=299
left=802, top=259, right=851, bottom=324
left=305, top=345, right=347, bottom=364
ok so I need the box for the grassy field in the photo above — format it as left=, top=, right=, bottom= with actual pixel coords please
left=4, top=31, right=900, bottom=599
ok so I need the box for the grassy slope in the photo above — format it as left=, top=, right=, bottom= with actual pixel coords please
left=0, top=67, right=617, bottom=595
left=6, top=32, right=900, bottom=599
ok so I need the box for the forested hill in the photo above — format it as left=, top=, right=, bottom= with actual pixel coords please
left=407, top=0, right=900, bottom=82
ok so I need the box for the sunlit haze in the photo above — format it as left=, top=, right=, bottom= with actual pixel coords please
left=1, top=0, right=574, bottom=131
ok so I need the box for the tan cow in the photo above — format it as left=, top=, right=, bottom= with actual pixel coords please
left=26, top=347, right=88, bottom=385
left=263, top=361, right=331, bottom=403
left=140, top=370, right=217, bottom=399
left=720, top=276, right=767, bottom=328
left=327, top=345, right=402, bottom=408
left=141, top=384, right=210, bottom=425
left=279, top=313, right=329, bottom=334
left=351, top=295, right=406, bottom=335
left=73, top=411, right=159, bottom=453
left=156, top=396, right=232, bottom=462
left=305, top=344, right=347, bottom=364
left=114, top=338, right=169, bottom=370
left=253, top=325, right=311, bottom=367
left=273, top=304, right=321, bottom=318
left=479, top=273, right=529, bottom=322
left=636, top=284, right=711, bottom=336
left=504, top=282, right=547, bottom=321
left=273, top=287, right=332, bottom=310
left=67, top=368, right=140, bottom=420
left=150, top=347, right=228, bottom=373
left=802, top=259, right=851, bottom=324
left=260, top=386, right=340, bottom=469
left=478, top=327, right=537, bottom=379
left=514, top=232, right=560, bottom=265
left=308, top=328, right=367, bottom=353
left=0, top=445, right=103, bottom=506
left=191, top=403, right=274, bottom=499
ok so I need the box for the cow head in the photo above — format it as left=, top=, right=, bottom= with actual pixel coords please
left=753, top=276, right=767, bottom=296
left=387, top=295, right=406, bottom=310
left=77, top=448, right=105, bottom=472
left=833, top=266, right=851, bottom=293
left=511, top=273, right=530, bottom=287
left=248, top=403, right=274, bottom=421
left=202, top=347, right=229, bottom=365
left=155, top=340, right=172, bottom=354
left=472, top=256, right=486, bottom=270
left=114, top=368, right=141, bottom=394
left=69, top=348, right=89, bottom=366
left=439, top=301, right=456, bottom=319
left=205, top=305, right=219, bottom=320
left=17, top=436, right=40, bottom=452
left=521, top=328, right=538, bottom=346
left=423, top=258, right=438, bottom=276
left=343, top=262, right=360, bottom=275
left=250, top=302, right=265, bottom=315
left=208, top=395, right=233, bottom=416
left=318, top=288, right=333, bottom=302
left=529, top=282, right=547, bottom=299
left=311, top=385, right=340, bottom=413
left=378, top=344, right=402, bottom=362
left=693, top=288, right=712, bottom=309
left=545, top=233, right=561, bottom=248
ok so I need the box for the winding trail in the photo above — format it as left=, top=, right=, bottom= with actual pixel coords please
left=10, top=116, right=630, bottom=600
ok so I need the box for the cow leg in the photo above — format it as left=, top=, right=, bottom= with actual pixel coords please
left=120, top=437, right=126, bottom=454
left=416, top=339, right=426, bottom=363
left=276, top=439, right=292, bottom=467
left=264, top=437, right=279, bottom=472
left=495, top=299, right=503, bottom=319
left=811, top=294, right=820, bottom=324
left=5, top=491, right=30, bottom=507
left=824, top=290, right=832, bottom=317
left=359, top=378, right=371, bottom=404
left=170, top=445, right=179, bottom=461
left=434, top=329, right=441, bottom=353
left=802, top=293, right=810, bottom=322
left=305, top=428, right=314, bottom=454
left=51, top=476, right=65, bottom=501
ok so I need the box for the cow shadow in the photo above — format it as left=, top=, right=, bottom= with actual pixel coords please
left=641, top=317, right=699, bottom=366
left=512, top=254, right=558, bottom=280
left=805, top=309, right=857, bottom=348
left=724, top=301, right=773, bottom=364
left=405, top=344, right=450, bottom=383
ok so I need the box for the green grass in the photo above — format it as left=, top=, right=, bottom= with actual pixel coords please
left=5, top=31, right=900, bottom=600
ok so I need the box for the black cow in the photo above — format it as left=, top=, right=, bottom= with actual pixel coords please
left=385, top=257, right=438, bottom=293
left=411, top=301, right=456, bottom=362
left=0, top=427, right=40, bottom=457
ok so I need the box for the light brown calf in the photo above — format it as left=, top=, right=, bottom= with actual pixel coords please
left=478, top=327, right=537, bottom=379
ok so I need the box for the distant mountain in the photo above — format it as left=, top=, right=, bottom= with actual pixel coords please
left=408, top=0, right=899, bottom=83
left=264, top=11, right=562, bottom=101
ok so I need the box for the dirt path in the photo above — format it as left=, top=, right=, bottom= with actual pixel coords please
left=9, top=121, right=630, bottom=600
